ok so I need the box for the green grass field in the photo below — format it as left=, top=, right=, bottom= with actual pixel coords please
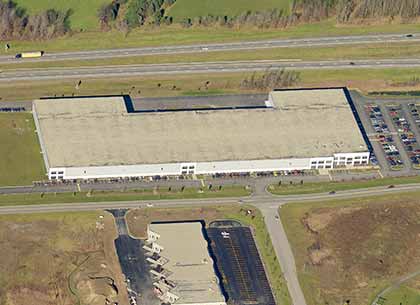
left=167, top=0, right=291, bottom=21
left=268, top=175, right=420, bottom=195
left=14, top=0, right=108, bottom=30
left=0, top=186, right=250, bottom=206
left=382, top=285, right=420, bottom=305
left=0, top=113, right=45, bottom=186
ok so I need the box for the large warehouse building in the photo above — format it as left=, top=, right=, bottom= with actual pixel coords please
left=32, top=87, right=370, bottom=180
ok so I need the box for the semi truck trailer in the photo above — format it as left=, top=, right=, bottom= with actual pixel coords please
left=15, top=51, right=44, bottom=59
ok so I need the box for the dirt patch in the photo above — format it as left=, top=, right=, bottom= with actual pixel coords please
left=76, top=274, right=118, bottom=305
left=0, top=212, right=128, bottom=305
left=302, top=206, right=361, bottom=233
left=300, top=200, right=420, bottom=305
left=5, top=287, right=56, bottom=305
left=309, top=247, right=332, bottom=265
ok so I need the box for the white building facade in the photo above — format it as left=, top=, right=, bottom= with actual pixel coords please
left=47, top=152, right=370, bottom=180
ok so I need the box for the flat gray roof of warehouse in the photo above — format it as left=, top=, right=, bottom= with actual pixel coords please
left=149, top=222, right=225, bottom=304
left=33, top=89, right=368, bottom=168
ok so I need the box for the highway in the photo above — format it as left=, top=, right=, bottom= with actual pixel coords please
left=1, top=33, right=419, bottom=64
left=2, top=58, right=420, bottom=82
left=1, top=182, right=420, bottom=305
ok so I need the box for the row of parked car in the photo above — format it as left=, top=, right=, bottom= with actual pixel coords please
left=366, top=104, right=404, bottom=169
left=387, top=105, right=420, bottom=168
left=404, top=104, right=420, bottom=167
left=408, top=103, right=420, bottom=129
left=0, top=107, right=25, bottom=112
left=368, top=105, right=389, bottom=133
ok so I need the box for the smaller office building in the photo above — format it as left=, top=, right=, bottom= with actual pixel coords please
left=144, top=222, right=226, bottom=305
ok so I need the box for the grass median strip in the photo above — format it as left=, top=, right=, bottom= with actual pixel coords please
left=268, top=175, right=420, bottom=195
left=0, top=185, right=250, bottom=206
left=4, top=42, right=420, bottom=71
left=2, top=68, right=420, bottom=102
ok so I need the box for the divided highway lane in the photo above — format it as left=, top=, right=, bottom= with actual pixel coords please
left=3, top=58, right=420, bottom=82
left=0, top=33, right=419, bottom=64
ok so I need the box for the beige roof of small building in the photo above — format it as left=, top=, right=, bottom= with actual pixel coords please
left=33, top=89, right=368, bottom=168
left=149, top=222, right=225, bottom=304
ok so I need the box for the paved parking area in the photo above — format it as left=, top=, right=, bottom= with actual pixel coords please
left=386, top=104, right=419, bottom=168
left=107, top=209, right=159, bottom=305
left=404, top=103, right=420, bottom=168
left=350, top=91, right=420, bottom=176
left=207, top=221, right=276, bottom=305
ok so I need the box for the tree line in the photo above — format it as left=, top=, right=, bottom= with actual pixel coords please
left=98, top=0, right=420, bottom=31
left=4, top=0, right=417, bottom=40
left=292, top=0, right=420, bottom=24
left=337, top=0, right=420, bottom=22
left=97, top=0, right=176, bottom=31
left=240, top=69, right=301, bottom=90
left=0, top=0, right=71, bottom=40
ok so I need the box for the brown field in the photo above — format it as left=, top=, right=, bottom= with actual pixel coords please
left=280, top=192, right=420, bottom=305
left=0, top=212, right=129, bottom=305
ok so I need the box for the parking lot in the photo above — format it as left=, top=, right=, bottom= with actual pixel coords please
left=405, top=103, right=420, bottom=169
left=365, top=104, right=404, bottom=170
left=387, top=104, right=420, bottom=169
left=107, top=209, right=159, bottom=305
left=350, top=91, right=420, bottom=175
left=207, top=220, right=276, bottom=305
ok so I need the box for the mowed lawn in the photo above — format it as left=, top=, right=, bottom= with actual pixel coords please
left=0, top=113, right=45, bottom=186
left=167, top=0, right=291, bottom=21
left=383, top=285, right=420, bottom=305
left=14, top=0, right=109, bottom=30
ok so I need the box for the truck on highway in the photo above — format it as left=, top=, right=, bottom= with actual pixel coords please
left=15, top=51, right=44, bottom=59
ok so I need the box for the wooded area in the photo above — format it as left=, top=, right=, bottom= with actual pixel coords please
left=0, top=0, right=70, bottom=40
left=99, top=0, right=420, bottom=30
